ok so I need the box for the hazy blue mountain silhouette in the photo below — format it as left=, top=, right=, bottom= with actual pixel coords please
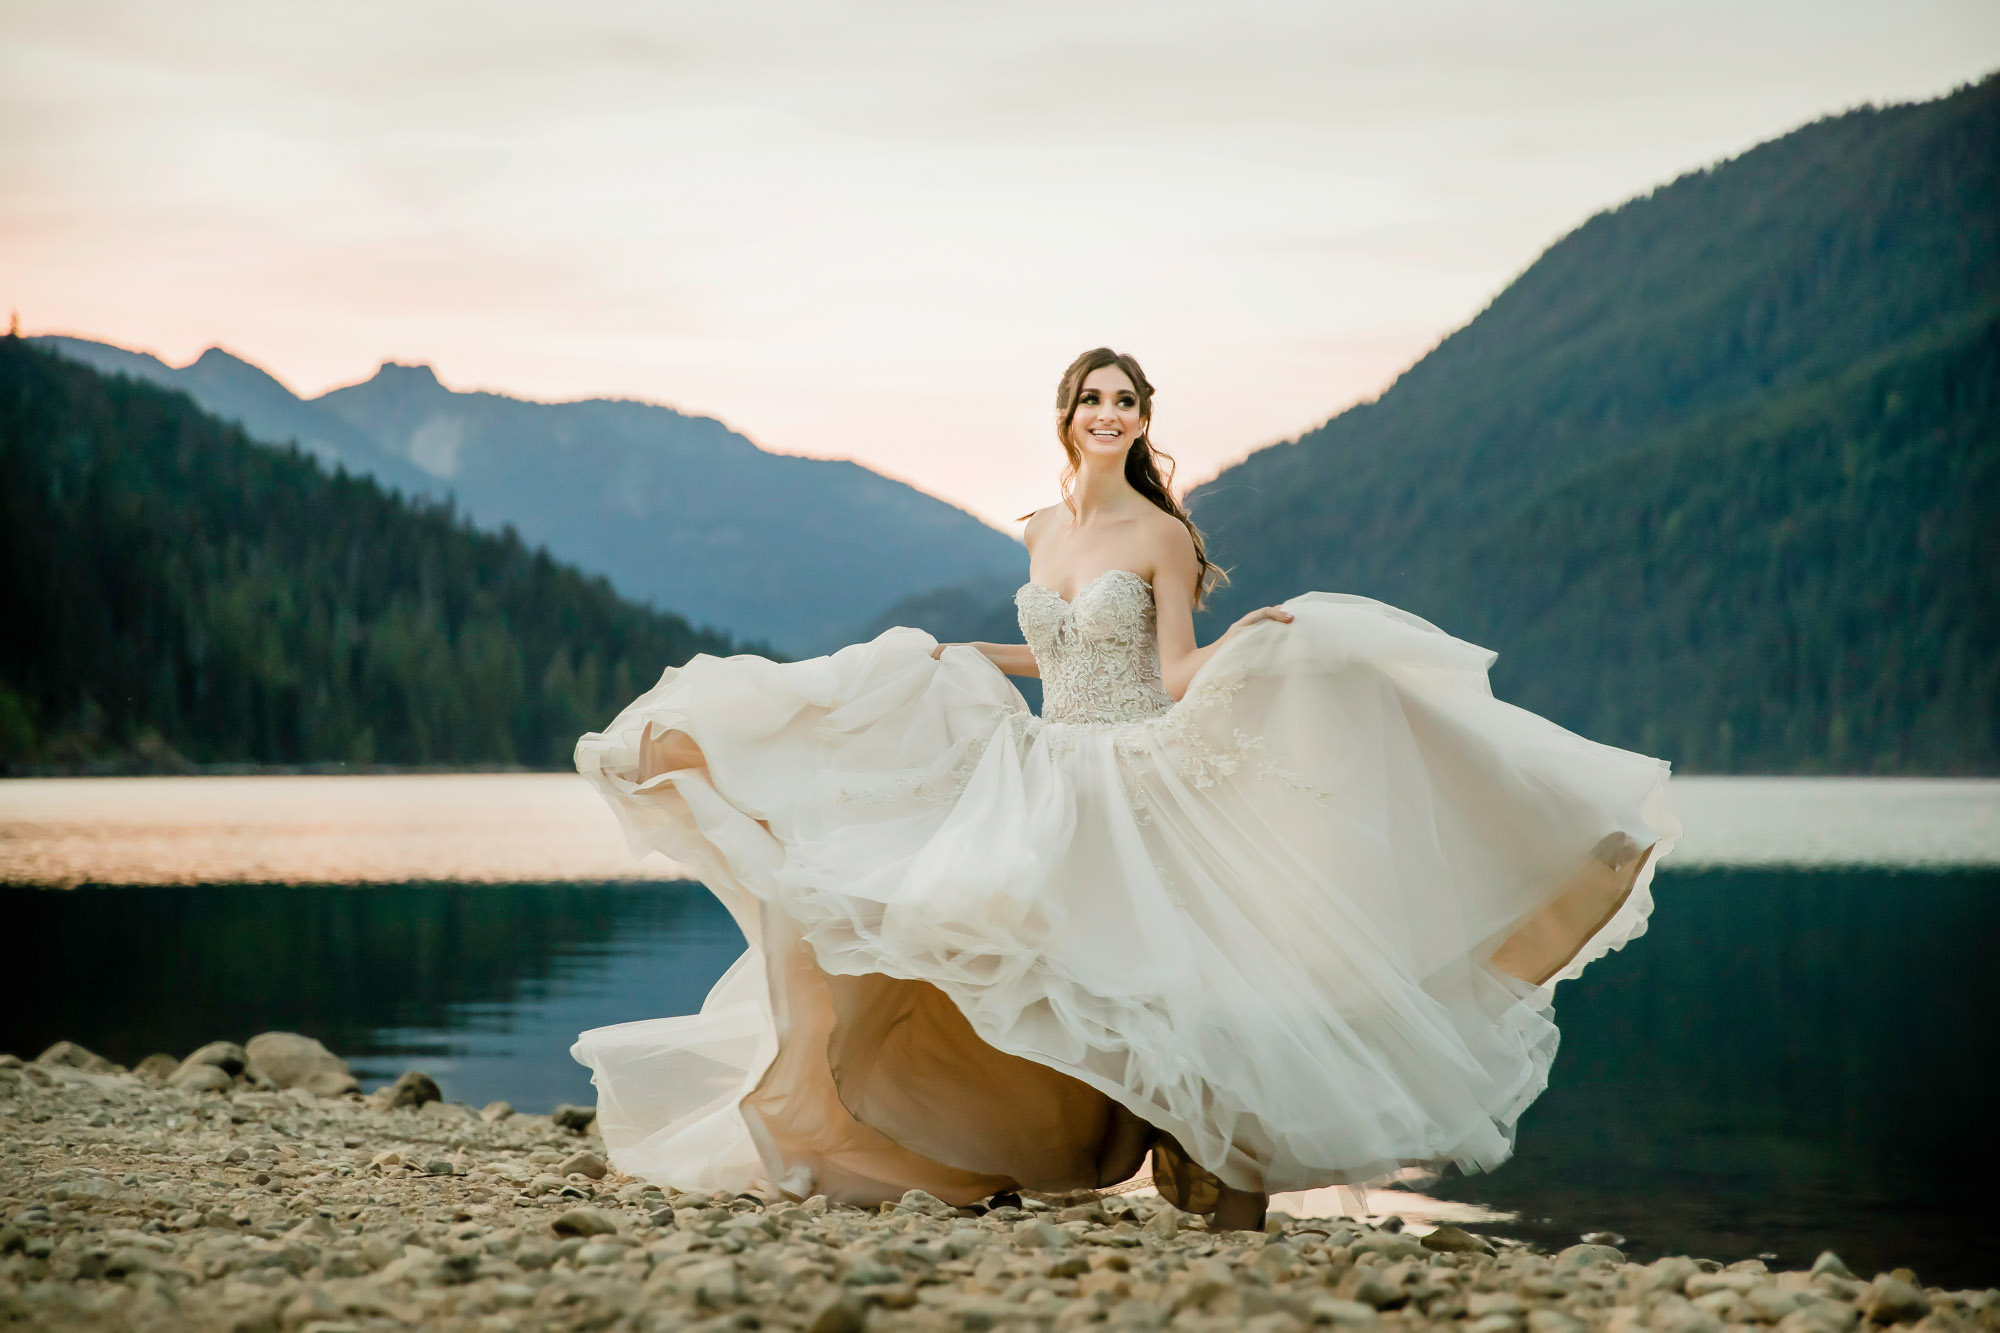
left=881, top=76, right=1999, bottom=773
left=33, top=338, right=1023, bottom=653
left=33, top=338, right=439, bottom=501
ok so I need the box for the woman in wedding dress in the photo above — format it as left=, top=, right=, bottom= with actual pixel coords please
left=572, top=347, right=1679, bottom=1231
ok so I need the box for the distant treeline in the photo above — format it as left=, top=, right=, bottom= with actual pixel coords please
left=1183, top=76, right=2000, bottom=774
left=0, top=338, right=749, bottom=771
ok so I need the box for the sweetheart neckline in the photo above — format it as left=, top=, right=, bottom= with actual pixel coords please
left=1019, top=567, right=1152, bottom=607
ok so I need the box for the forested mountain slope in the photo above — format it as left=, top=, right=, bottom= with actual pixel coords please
left=1183, top=76, right=1999, bottom=773
left=0, top=338, right=746, bottom=771
left=35, top=337, right=1025, bottom=655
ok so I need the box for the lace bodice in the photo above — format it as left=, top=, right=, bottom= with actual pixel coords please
left=1016, top=569, right=1175, bottom=725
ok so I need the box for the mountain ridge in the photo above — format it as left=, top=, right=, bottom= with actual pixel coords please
left=32, top=335, right=1024, bottom=652
left=876, top=75, right=2000, bottom=774
left=0, top=337, right=747, bottom=770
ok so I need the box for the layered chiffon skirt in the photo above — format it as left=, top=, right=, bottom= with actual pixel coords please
left=570, top=593, right=1679, bottom=1203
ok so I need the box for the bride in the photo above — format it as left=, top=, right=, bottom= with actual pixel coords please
left=572, top=347, right=1679, bottom=1231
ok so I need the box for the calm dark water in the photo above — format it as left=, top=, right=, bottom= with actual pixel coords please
left=7, top=868, right=1997, bottom=1287
left=1427, top=867, right=2000, bottom=1288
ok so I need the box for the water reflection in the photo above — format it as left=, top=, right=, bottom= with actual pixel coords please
left=0, top=775, right=689, bottom=886
left=1430, top=867, right=1999, bottom=1287
left=4, top=881, right=738, bottom=1112
left=4, top=868, right=1996, bottom=1288
left=4, top=774, right=1997, bottom=886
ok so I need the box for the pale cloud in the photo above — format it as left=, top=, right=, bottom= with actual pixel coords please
left=3, top=0, right=1996, bottom=528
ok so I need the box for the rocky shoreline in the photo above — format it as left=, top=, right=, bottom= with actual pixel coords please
left=3, top=1039, right=1993, bottom=1333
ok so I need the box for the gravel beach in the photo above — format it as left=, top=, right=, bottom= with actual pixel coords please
left=3, top=1038, right=1992, bottom=1333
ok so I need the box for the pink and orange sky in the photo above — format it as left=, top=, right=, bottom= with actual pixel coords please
left=5, top=0, right=1997, bottom=530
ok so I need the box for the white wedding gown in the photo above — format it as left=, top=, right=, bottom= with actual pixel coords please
left=571, top=570, right=1679, bottom=1205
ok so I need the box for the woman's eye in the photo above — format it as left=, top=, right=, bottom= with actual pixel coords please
left=1080, top=393, right=1098, bottom=404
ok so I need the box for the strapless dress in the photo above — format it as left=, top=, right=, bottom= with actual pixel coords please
left=570, top=570, right=1678, bottom=1203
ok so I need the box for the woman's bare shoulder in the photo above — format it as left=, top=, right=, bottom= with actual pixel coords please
left=1136, top=508, right=1199, bottom=596
left=1021, top=503, right=1065, bottom=550
left=1140, top=505, right=1196, bottom=561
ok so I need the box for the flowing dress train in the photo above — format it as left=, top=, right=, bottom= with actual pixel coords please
left=571, top=571, right=1679, bottom=1204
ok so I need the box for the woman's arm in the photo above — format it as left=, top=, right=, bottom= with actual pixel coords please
left=1152, top=524, right=1291, bottom=701
left=930, top=640, right=1039, bottom=676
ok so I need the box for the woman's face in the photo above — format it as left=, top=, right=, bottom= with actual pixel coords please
left=1067, top=365, right=1146, bottom=465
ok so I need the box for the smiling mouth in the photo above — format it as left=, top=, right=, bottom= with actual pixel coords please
left=1090, top=429, right=1121, bottom=438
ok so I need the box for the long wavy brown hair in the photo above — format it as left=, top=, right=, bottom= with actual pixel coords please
left=1030, top=347, right=1225, bottom=607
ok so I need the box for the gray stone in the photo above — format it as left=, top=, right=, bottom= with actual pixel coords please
left=101, top=1247, right=159, bottom=1279
left=551, top=1208, right=619, bottom=1238
left=437, top=1251, right=481, bottom=1284
left=1470, top=1292, right=1527, bottom=1317
left=1747, top=1284, right=1805, bottom=1321
left=1312, top=1298, right=1380, bottom=1327
left=1640, top=1256, right=1703, bottom=1293
left=1049, top=1253, right=1091, bottom=1278
left=381, top=1070, right=441, bottom=1109
left=321, top=1251, right=373, bottom=1278
left=131, top=1053, right=179, bottom=1082
left=1687, top=1272, right=1761, bottom=1298
left=480, top=1101, right=515, bottom=1123
left=36, top=1041, right=121, bottom=1074
left=1353, top=1232, right=1428, bottom=1261
left=559, top=1150, right=607, bottom=1180
left=1422, top=1225, right=1493, bottom=1254
left=1012, top=1218, right=1073, bottom=1250
left=282, top=1285, right=343, bottom=1327
left=243, top=1032, right=359, bottom=1097
left=173, top=1040, right=248, bottom=1080
left=1776, top=1306, right=1862, bottom=1333
left=895, top=1188, right=954, bottom=1217
left=1348, top=1268, right=1407, bottom=1310
left=1649, top=1294, right=1723, bottom=1333
left=675, top=1257, right=743, bottom=1305
left=723, top=1212, right=779, bottom=1240
left=1861, top=1276, right=1930, bottom=1325
left=808, top=1295, right=869, bottom=1333
left=1812, top=1252, right=1856, bottom=1280
left=1558, top=1242, right=1628, bottom=1271
left=171, top=1064, right=235, bottom=1094
left=550, top=1103, right=597, bottom=1132
left=1693, top=1291, right=1751, bottom=1323
left=1472, top=1315, right=1525, bottom=1333
left=1529, top=1311, right=1589, bottom=1333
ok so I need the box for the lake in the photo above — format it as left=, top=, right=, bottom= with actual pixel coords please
left=4, top=774, right=1997, bottom=1287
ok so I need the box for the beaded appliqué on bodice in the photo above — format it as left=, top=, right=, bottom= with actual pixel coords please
left=1015, top=569, right=1175, bottom=725
left=837, top=567, right=1328, bottom=821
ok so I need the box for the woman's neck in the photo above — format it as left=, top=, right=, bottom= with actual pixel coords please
left=1069, top=455, right=1143, bottom=524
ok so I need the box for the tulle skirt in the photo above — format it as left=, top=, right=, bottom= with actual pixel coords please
left=571, top=592, right=1679, bottom=1203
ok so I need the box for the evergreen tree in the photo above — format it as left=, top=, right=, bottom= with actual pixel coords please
left=0, top=338, right=754, bottom=770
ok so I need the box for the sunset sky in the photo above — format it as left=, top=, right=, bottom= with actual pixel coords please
left=5, top=0, right=1996, bottom=530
